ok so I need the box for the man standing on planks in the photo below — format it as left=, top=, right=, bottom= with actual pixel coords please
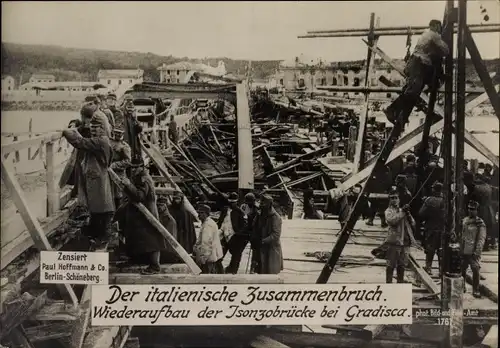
left=254, top=194, right=283, bottom=274
left=384, top=20, right=449, bottom=127
left=156, top=194, right=179, bottom=263
left=63, top=116, right=115, bottom=251
left=169, top=191, right=197, bottom=254
left=194, top=204, right=224, bottom=274
left=121, top=94, right=143, bottom=161
left=461, top=200, right=487, bottom=298
left=118, top=157, right=167, bottom=274
left=419, top=181, right=445, bottom=276
left=218, top=192, right=247, bottom=274
left=241, top=193, right=261, bottom=273
left=107, top=93, right=123, bottom=130
left=384, top=189, right=417, bottom=283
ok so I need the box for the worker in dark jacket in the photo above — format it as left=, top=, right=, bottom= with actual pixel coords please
left=120, top=158, right=167, bottom=274
left=62, top=116, right=115, bottom=250
left=168, top=191, right=197, bottom=254
left=241, top=193, right=260, bottom=273
left=218, top=192, right=247, bottom=274
left=121, top=94, right=143, bottom=161
left=157, top=194, right=179, bottom=263
left=384, top=20, right=449, bottom=126
left=469, top=175, right=497, bottom=251
left=254, top=194, right=283, bottom=274
left=109, top=128, right=131, bottom=209
left=419, top=181, right=445, bottom=275
left=461, top=200, right=487, bottom=298
left=168, top=114, right=179, bottom=146
left=108, top=93, right=124, bottom=131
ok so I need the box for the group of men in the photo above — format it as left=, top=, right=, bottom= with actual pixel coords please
left=63, top=91, right=284, bottom=275
left=378, top=152, right=497, bottom=299
left=195, top=191, right=284, bottom=275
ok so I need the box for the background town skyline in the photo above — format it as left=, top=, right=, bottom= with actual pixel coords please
left=2, top=1, right=499, bottom=62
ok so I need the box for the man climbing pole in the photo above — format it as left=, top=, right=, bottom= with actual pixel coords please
left=384, top=20, right=449, bottom=127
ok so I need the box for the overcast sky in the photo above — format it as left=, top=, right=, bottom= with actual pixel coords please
left=2, top=1, right=499, bottom=62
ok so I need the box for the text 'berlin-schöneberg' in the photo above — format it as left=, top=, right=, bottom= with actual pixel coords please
left=105, top=285, right=384, bottom=306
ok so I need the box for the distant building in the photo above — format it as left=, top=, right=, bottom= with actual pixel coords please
left=157, top=61, right=226, bottom=83
left=275, top=55, right=404, bottom=99
left=97, top=69, right=144, bottom=89
left=19, top=81, right=97, bottom=92
left=2, top=75, right=16, bottom=91
left=29, top=74, right=55, bottom=83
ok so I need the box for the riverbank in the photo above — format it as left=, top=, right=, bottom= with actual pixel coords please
left=1, top=100, right=82, bottom=111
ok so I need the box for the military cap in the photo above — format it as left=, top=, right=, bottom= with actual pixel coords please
left=485, top=163, right=493, bottom=170
left=157, top=194, right=169, bottom=203
left=244, top=192, right=256, bottom=203
left=388, top=187, right=399, bottom=197
left=432, top=181, right=443, bottom=192
left=80, top=104, right=96, bottom=119
left=406, top=154, right=416, bottom=162
left=85, top=95, right=99, bottom=103
left=261, top=194, right=274, bottom=203
left=227, top=192, right=239, bottom=203
left=129, top=157, right=144, bottom=167
left=123, top=94, right=134, bottom=101
left=112, top=128, right=125, bottom=134
left=467, top=200, right=479, bottom=209
left=197, top=204, right=211, bottom=214
left=107, top=93, right=117, bottom=100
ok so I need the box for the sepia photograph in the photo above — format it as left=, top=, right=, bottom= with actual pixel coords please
left=1, top=1, right=498, bottom=348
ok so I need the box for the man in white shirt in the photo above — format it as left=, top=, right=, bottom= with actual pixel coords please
left=384, top=20, right=449, bottom=127
left=193, top=204, right=223, bottom=274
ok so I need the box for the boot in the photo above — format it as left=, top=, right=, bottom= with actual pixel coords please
left=396, top=266, right=406, bottom=283
left=380, top=216, right=388, bottom=228
left=386, top=267, right=394, bottom=283
left=366, top=219, right=374, bottom=226
left=472, top=270, right=481, bottom=298
left=424, top=253, right=433, bottom=275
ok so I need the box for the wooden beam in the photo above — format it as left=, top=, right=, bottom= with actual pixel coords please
left=69, top=285, right=91, bottom=348
left=0, top=291, right=48, bottom=340
left=140, top=140, right=198, bottom=220
left=110, top=273, right=283, bottom=284
left=1, top=198, right=77, bottom=271
left=82, top=326, right=130, bottom=348
left=45, top=141, right=60, bottom=216
left=353, top=13, right=378, bottom=174
left=108, top=169, right=201, bottom=275
left=8, top=327, right=36, bottom=348
left=33, top=300, right=80, bottom=321
left=0, top=160, right=78, bottom=306
left=109, top=263, right=189, bottom=274
left=481, top=325, right=498, bottom=348
left=0, top=132, right=61, bottom=155
left=316, top=85, right=485, bottom=93
left=236, top=83, right=255, bottom=190
left=408, top=253, right=440, bottom=297
left=125, top=337, right=140, bottom=348
left=25, top=322, right=74, bottom=342
left=250, top=335, right=291, bottom=348
left=127, top=90, right=236, bottom=103
left=465, top=26, right=500, bottom=120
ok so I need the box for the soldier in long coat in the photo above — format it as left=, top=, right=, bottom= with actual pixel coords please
left=62, top=116, right=115, bottom=250
left=168, top=191, right=197, bottom=254
left=469, top=175, right=497, bottom=251
left=109, top=128, right=131, bottom=209
left=121, top=95, right=143, bottom=161
left=120, top=158, right=168, bottom=274
left=157, top=194, right=180, bottom=263
left=461, top=201, right=487, bottom=298
left=419, top=181, right=445, bottom=275
left=108, top=93, right=124, bottom=131
left=254, top=194, right=283, bottom=274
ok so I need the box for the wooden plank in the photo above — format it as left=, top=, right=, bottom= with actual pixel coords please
left=46, top=141, right=60, bottom=216
left=353, top=13, right=378, bottom=173
left=59, top=148, right=77, bottom=188
left=236, top=83, right=255, bottom=190
left=408, top=253, right=440, bottom=297
left=0, top=160, right=78, bottom=306
left=141, top=140, right=199, bottom=220
left=109, top=263, right=189, bottom=274
left=0, top=291, right=48, bottom=340
left=110, top=273, right=283, bottom=284
left=0, top=132, right=62, bottom=155
left=25, top=322, right=74, bottom=342
left=481, top=325, right=498, bottom=348
left=250, top=335, right=291, bottom=348
left=125, top=337, right=141, bottom=348
left=108, top=168, right=201, bottom=275
left=1, top=199, right=77, bottom=271
left=33, top=300, right=80, bottom=321
left=8, top=327, right=36, bottom=348
left=69, top=285, right=91, bottom=348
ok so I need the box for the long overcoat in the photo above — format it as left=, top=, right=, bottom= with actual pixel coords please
left=254, top=207, right=283, bottom=274
left=63, top=129, right=115, bottom=213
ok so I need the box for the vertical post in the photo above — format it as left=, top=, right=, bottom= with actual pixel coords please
left=28, top=118, right=33, bottom=160
left=444, top=1, right=466, bottom=348
left=46, top=141, right=60, bottom=216
left=13, top=136, right=20, bottom=163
